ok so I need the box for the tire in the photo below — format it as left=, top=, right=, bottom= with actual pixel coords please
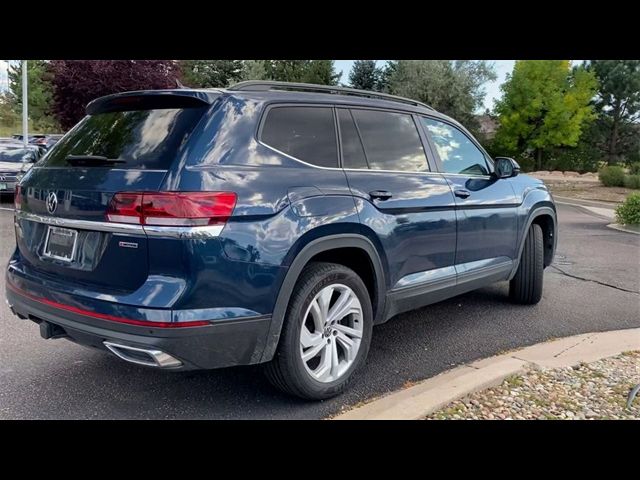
left=509, top=223, right=544, bottom=304
left=264, top=262, right=373, bottom=400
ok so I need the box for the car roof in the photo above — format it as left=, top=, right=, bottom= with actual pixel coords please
left=88, top=84, right=467, bottom=131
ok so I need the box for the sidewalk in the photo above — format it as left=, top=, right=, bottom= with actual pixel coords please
left=333, top=328, right=640, bottom=420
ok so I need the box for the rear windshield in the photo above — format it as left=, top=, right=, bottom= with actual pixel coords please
left=0, top=148, right=37, bottom=163
left=42, top=106, right=207, bottom=169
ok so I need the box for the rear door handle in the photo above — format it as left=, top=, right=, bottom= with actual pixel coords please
left=369, top=190, right=393, bottom=201
left=454, top=189, right=471, bottom=199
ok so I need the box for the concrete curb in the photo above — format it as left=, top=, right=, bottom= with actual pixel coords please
left=332, top=328, right=640, bottom=420
left=552, top=195, right=619, bottom=208
left=554, top=200, right=616, bottom=221
left=607, top=223, right=640, bottom=235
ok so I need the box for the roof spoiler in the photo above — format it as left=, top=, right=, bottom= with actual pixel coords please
left=86, top=89, right=220, bottom=115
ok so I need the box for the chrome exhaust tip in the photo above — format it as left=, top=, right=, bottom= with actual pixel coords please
left=103, top=341, right=182, bottom=368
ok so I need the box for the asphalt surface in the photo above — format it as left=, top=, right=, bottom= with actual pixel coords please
left=0, top=200, right=638, bottom=419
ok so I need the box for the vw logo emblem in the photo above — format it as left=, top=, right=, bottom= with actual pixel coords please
left=46, top=192, right=58, bottom=214
left=0, top=175, right=5, bottom=181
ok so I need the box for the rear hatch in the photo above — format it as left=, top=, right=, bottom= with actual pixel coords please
left=14, top=91, right=214, bottom=293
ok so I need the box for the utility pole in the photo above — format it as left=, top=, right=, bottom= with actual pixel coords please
left=22, top=60, right=28, bottom=147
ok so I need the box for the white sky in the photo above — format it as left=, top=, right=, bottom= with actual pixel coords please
left=0, top=59, right=516, bottom=111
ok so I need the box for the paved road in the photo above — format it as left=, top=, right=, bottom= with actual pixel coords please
left=0, top=200, right=638, bottom=419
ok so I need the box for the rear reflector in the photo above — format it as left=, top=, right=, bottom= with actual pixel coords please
left=6, top=281, right=211, bottom=328
left=106, top=192, right=237, bottom=227
left=14, top=185, right=21, bottom=210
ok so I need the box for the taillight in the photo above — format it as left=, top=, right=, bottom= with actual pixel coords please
left=106, top=192, right=237, bottom=227
left=106, top=192, right=142, bottom=224
left=14, top=185, right=21, bottom=210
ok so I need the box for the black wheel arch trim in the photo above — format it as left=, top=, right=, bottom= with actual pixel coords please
left=260, top=234, right=386, bottom=363
left=509, top=206, right=557, bottom=279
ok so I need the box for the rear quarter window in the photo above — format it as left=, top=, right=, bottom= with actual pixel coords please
left=42, top=106, right=207, bottom=170
left=260, top=106, right=338, bottom=168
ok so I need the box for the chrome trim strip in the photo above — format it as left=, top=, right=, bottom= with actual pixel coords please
left=392, top=258, right=514, bottom=292
left=259, top=140, right=441, bottom=176
left=15, top=211, right=224, bottom=239
left=143, top=224, right=224, bottom=239
left=15, top=211, right=145, bottom=235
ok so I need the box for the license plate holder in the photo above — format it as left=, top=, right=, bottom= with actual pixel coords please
left=44, top=226, right=78, bottom=263
left=0, top=182, right=7, bottom=190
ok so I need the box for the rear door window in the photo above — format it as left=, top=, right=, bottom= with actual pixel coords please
left=337, top=109, right=368, bottom=169
left=42, top=106, right=207, bottom=170
left=350, top=109, right=428, bottom=172
left=260, top=106, right=338, bottom=168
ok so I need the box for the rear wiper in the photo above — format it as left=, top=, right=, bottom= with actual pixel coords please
left=66, top=155, right=126, bottom=166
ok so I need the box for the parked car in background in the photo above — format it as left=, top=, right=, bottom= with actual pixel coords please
left=10, top=134, right=64, bottom=151
left=0, top=146, right=40, bottom=198
left=5, top=81, right=557, bottom=400
left=42, top=134, right=63, bottom=150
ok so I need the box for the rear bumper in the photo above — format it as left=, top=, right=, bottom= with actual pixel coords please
left=6, top=278, right=272, bottom=371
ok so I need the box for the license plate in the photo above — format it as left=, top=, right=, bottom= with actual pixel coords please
left=44, top=226, right=78, bottom=262
left=0, top=183, right=6, bottom=190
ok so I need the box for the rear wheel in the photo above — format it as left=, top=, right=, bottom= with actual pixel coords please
left=509, top=223, right=544, bottom=304
left=265, top=262, right=373, bottom=400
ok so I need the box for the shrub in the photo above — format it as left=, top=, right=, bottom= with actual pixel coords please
left=623, top=174, right=640, bottom=189
left=629, top=162, right=640, bottom=175
left=599, top=166, right=626, bottom=187
left=548, top=144, right=600, bottom=173
left=615, top=193, right=640, bottom=225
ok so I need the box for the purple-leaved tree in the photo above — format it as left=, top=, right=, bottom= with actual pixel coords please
left=48, top=60, right=179, bottom=130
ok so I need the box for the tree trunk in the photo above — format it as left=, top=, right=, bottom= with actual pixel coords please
left=536, top=148, right=543, bottom=171
left=608, top=102, right=620, bottom=165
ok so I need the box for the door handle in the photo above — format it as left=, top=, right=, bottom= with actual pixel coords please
left=369, top=190, right=393, bottom=201
left=454, top=189, right=471, bottom=199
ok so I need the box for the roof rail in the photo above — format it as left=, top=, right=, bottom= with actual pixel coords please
left=227, top=80, right=434, bottom=111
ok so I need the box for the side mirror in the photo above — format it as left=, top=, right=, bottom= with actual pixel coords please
left=494, top=157, right=520, bottom=179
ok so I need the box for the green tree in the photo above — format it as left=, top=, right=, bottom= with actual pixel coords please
left=7, top=60, right=59, bottom=132
left=264, top=60, right=339, bottom=85
left=0, top=92, right=20, bottom=134
left=376, top=61, right=397, bottom=93
left=586, top=60, right=640, bottom=165
left=348, top=60, right=380, bottom=90
left=302, top=60, right=340, bottom=85
left=493, top=60, right=598, bottom=170
left=389, top=60, right=496, bottom=130
left=240, top=60, right=268, bottom=81
left=265, top=60, right=310, bottom=82
left=180, top=60, right=244, bottom=88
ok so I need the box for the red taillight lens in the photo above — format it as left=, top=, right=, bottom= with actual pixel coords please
left=106, top=192, right=143, bottom=224
left=106, top=192, right=237, bottom=227
left=14, top=185, right=22, bottom=210
left=143, top=192, right=237, bottom=226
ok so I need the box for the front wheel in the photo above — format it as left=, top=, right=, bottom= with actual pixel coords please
left=509, top=223, right=544, bottom=304
left=264, top=262, right=373, bottom=400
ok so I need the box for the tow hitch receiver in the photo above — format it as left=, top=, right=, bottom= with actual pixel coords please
left=40, top=321, right=68, bottom=340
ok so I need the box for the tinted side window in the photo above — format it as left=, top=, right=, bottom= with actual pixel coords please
left=261, top=106, right=337, bottom=168
left=422, top=118, right=489, bottom=176
left=351, top=109, right=428, bottom=172
left=337, top=109, right=368, bottom=169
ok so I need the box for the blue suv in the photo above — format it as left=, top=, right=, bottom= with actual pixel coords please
left=5, top=81, right=557, bottom=399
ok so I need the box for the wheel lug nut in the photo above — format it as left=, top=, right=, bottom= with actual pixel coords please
left=332, top=330, right=338, bottom=336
